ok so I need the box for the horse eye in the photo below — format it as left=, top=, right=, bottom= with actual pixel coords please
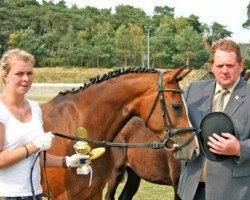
left=172, top=103, right=181, bottom=110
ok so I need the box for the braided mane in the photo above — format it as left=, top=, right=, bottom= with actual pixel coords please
left=59, top=67, right=158, bottom=95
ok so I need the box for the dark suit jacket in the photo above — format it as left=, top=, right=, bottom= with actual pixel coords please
left=177, top=77, right=250, bottom=200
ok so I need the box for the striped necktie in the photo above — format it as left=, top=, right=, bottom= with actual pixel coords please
left=212, top=88, right=229, bottom=111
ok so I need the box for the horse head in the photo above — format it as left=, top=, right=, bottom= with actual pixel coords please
left=125, top=66, right=200, bottom=161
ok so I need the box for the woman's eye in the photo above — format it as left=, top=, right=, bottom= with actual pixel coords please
left=15, top=72, right=23, bottom=76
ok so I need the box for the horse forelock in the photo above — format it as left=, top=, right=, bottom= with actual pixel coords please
left=59, top=67, right=158, bottom=95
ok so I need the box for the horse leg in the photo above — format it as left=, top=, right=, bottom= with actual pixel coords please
left=167, top=156, right=181, bottom=200
left=105, top=166, right=126, bottom=200
left=118, top=167, right=141, bottom=200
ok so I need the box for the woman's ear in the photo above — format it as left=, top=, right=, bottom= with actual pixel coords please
left=1, top=72, right=8, bottom=84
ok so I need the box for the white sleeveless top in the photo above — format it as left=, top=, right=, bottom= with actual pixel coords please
left=0, top=99, right=43, bottom=197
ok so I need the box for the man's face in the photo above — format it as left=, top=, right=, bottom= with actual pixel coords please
left=211, top=49, right=244, bottom=88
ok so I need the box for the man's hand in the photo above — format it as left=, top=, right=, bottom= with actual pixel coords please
left=207, top=133, right=240, bottom=156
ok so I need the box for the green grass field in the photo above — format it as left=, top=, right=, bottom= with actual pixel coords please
left=40, top=180, right=174, bottom=200
left=102, top=179, right=174, bottom=199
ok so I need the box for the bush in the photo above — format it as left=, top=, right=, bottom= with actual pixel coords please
left=244, top=59, right=250, bottom=69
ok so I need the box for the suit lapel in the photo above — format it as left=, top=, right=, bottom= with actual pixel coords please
left=225, top=78, right=246, bottom=116
left=200, top=80, right=216, bottom=118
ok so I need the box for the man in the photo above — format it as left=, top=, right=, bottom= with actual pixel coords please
left=177, top=39, right=250, bottom=200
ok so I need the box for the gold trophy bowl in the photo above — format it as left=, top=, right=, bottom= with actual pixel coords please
left=74, top=141, right=91, bottom=155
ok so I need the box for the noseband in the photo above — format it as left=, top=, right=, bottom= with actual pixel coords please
left=145, top=71, right=196, bottom=152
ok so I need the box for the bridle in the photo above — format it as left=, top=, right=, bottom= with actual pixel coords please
left=145, top=71, right=197, bottom=152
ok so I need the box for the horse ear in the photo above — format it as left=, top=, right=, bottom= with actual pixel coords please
left=176, top=68, right=192, bottom=82
left=165, top=64, right=188, bottom=83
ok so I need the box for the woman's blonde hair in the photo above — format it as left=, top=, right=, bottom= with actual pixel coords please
left=0, top=49, right=35, bottom=84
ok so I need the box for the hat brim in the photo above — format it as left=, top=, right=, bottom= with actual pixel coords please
left=199, top=112, right=236, bottom=162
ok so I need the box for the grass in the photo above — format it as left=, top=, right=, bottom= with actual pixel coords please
left=103, top=179, right=175, bottom=200
left=40, top=180, right=174, bottom=200
left=33, top=67, right=112, bottom=83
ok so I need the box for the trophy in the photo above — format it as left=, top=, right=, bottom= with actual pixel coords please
left=74, top=127, right=106, bottom=179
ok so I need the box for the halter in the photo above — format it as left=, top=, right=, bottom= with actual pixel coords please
left=145, top=71, right=197, bottom=152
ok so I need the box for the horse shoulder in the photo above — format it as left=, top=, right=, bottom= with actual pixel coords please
left=41, top=100, right=82, bottom=134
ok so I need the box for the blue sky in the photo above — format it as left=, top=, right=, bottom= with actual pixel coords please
left=38, top=0, right=250, bottom=43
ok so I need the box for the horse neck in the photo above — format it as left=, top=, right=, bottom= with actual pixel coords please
left=77, top=73, right=158, bottom=139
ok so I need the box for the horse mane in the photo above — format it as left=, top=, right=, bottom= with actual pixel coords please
left=59, top=67, right=158, bottom=95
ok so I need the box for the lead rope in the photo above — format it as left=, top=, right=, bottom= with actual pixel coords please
left=43, top=151, right=51, bottom=200
left=30, top=151, right=41, bottom=200
left=30, top=151, right=51, bottom=200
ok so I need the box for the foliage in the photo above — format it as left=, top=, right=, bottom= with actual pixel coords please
left=245, top=59, right=250, bottom=69
left=173, top=27, right=209, bottom=68
left=243, top=2, right=250, bottom=29
left=0, top=0, right=245, bottom=69
left=206, top=22, right=232, bottom=45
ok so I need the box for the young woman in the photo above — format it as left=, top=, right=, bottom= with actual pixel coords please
left=0, top=49, right=83, bottom=200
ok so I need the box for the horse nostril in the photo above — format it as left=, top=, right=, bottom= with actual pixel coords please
left=172, top=104, right=181, bottom=110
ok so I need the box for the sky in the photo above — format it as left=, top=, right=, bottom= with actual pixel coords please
left=39, top=0, right=250, bottom=43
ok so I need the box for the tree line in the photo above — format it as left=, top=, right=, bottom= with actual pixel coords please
left=0, top=0, right=249, bottom=68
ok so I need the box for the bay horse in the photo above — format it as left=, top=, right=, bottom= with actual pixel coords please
left=41, top=67, right=200, bottom=200
left=105, top=117, right=182, bottom=200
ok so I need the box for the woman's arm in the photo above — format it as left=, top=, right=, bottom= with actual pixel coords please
left=0, top=124, right=39, bottom=169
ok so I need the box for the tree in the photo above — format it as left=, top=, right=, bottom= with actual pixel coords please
left=150, top=24, right=176, bottom=67
left=56, top=25, right=77, bottom=66
left=243, top=2, right=250, bottom=29
left=206, top=22, right=232, bottom=45
left=173, top=27, right=209, bottom=68
left=8, top=28, right=49, bottom=66
left=87, top=22, right=115, bottom=67
left=114, top=25, right=133, bottom=66
left=113, top=5, right=149, bottom=28
left=187, top=14, right=206, bottom=34
left=152, top=6, right=175, bottom=27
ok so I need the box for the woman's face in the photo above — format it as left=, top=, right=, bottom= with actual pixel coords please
left=3, top=58, right=33, bottom=95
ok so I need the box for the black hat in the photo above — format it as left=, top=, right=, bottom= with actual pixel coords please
left=199, top=112, right=236, bottom=162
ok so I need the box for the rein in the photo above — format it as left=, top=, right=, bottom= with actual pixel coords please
left=53, top=132, right=166, bottom=149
